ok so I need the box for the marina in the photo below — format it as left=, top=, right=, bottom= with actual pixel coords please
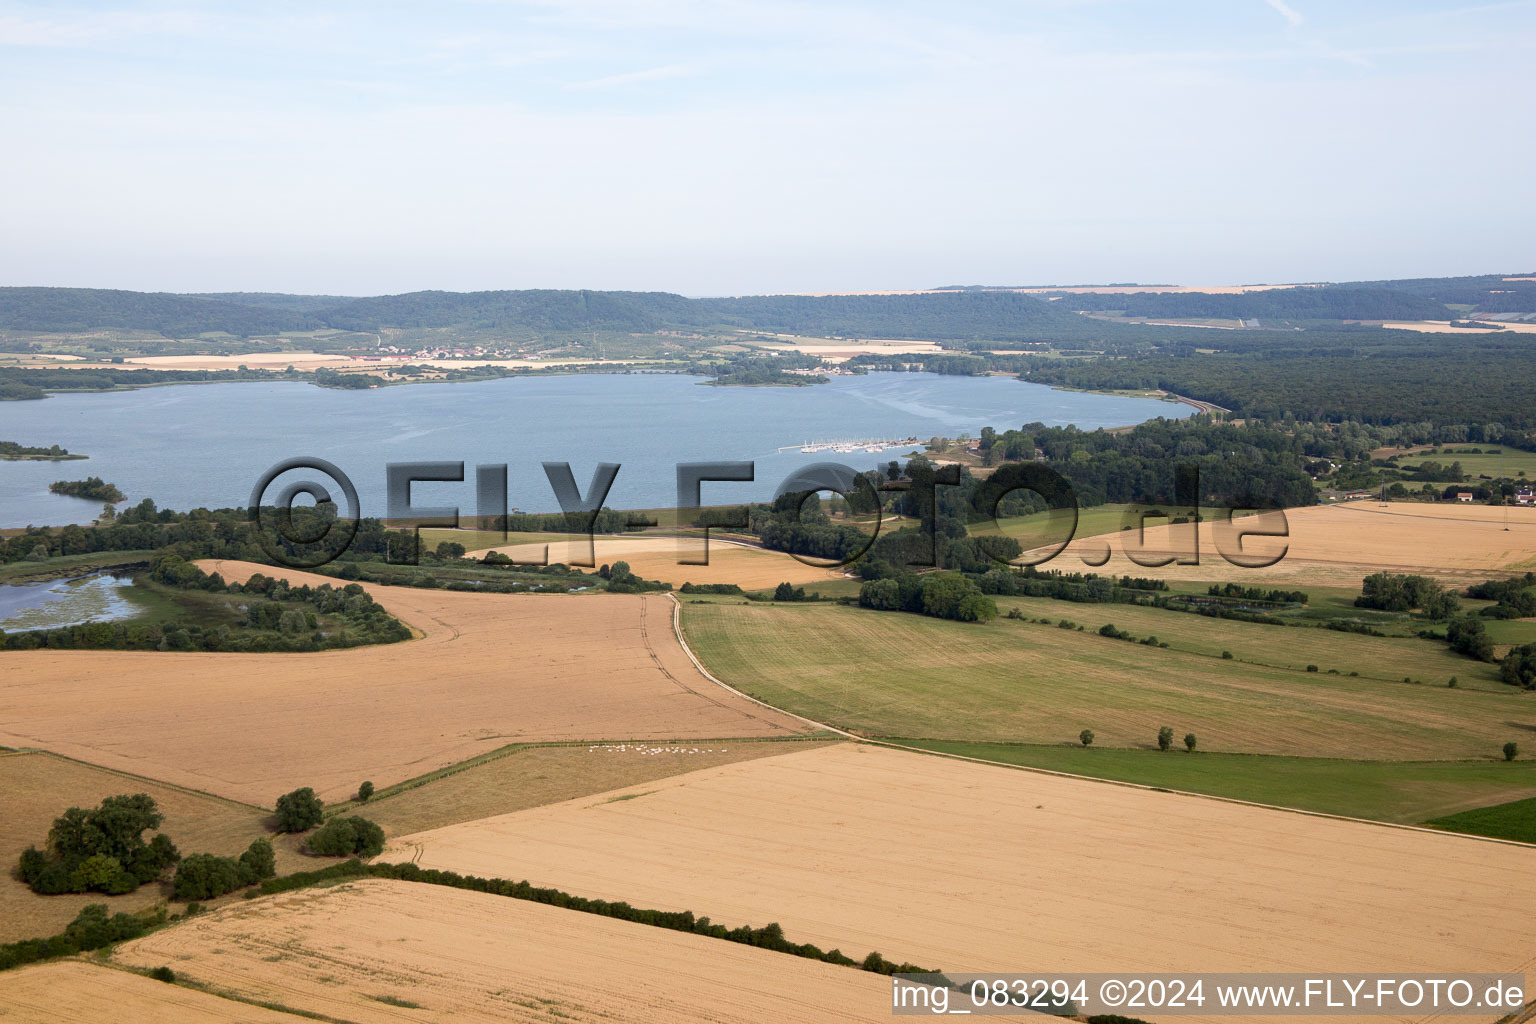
left=779, top=437, right=922, bottom=455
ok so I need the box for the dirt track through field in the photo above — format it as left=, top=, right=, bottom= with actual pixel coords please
left=0, top=561, right=806, bottom=804
left=385, top=745, right=1536, bottom=990
left=112, top=878, right=894, bottom=1022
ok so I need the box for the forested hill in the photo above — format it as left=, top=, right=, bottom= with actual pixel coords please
left=1062, top=286, right=1450, bottom=321
left=2, top=271, right=1531, bottom=340
left=1335, top=273, right=1536, bottom=315
left=317, top=289, right=701, bottom=333
left=0, top=286, right=1090, bottom=341
left=0, top=288, right=322, bottom=336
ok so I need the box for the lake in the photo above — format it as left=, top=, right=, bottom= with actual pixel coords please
left=0, top=373, right=1190, bottom=526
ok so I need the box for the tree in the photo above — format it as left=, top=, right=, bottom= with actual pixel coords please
left=273, top=787, right=324, bottom=833
left=1184, top=733, right=1197, bottom=753
left=357, top=781, right=375, bottom=802
left=238, top=837, right=276, bottom=881
left=1446, top=616, right=1494, bottom=662
left=1079, top=729, right=1094, bottom=748
left=172, top=853, right=245, bottom=900
left=1157, top=726, right=1174, bottom=752
left=1504, top=742, right=1520, bottom=762
left=858, top=578, right=900, bottom=610
left=306, top=816, right=385, bottom=857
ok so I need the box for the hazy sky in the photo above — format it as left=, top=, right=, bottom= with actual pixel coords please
left=1, top=0, right=1532, bottom=295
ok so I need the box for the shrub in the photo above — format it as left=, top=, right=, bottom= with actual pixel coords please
left=1447, top=676, right=1458, bottom=688
left=357, top=781, right=375, bottom=803
left=1221, top=650, right=1233, bottom=659
left=274, top=787, right=324, bottom=833
left=1184, top=733, right=1197, bottom=753
left=1504, top=742, right=1520, bottom=762
left=1306, top=664, right=1319, bottom=672
left=150, top=966, right=176, bottom=983
left=1079, top=729, right=1094, bottom=748
left=306, top=817, right=385, bottom=858
left=1157, top=726, right=1174, bottom=752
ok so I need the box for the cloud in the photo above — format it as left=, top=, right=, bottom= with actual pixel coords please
left=1263, top=0, right=1305, bottom=29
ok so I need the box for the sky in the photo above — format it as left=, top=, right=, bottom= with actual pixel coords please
left=0, top=0, right=1532, bottom=296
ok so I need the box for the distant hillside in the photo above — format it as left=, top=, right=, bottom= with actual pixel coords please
left=1337, top=273, right=1536, bottom=314
left=694, top=291, right=1085, bottom=340
left=0, top=286, right=1089, bottom=342
left=318, top=289, right=699, bottom=333
left=1065, top=286, right=1451, bottom=321
left=186, top=292, right=358, bottom=313
left=0, top=287, right=318, bottom=336
left=2, top=272, right=1530, bottom=342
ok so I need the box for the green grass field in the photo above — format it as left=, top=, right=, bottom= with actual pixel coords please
left=988, top=593, right=1506, bottom=689
left=1398, top=447, right=1536, bottom=480
left=1423, top=795, right=1536, bottom=843
left=681, top=601, right=1533, bottom=762
left=980, top=503, right=1144, bottom=550
left=898, top=740, right=1536, bottom=826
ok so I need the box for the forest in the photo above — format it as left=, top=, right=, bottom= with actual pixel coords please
left=1061, top=286, right=1449, bottom=321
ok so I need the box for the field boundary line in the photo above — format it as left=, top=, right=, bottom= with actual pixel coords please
left=666, top=594, right=1536, bottom=851
left=2, top=748, right=272, bottom=813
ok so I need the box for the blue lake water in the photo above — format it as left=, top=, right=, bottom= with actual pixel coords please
left=0, top=373, right=1190, bottom=526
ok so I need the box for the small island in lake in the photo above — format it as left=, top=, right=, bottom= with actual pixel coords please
left=49, top=476, right=125, bottom=502
left=1, top=440, right=86, bottom=461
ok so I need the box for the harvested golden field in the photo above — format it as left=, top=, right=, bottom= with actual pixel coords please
left=468, top=535, right=844, bottom=588
left=0, top=961, right=300, bottom=1022
left=1021, top=501, right=1536, bottom=586
left=0, top=561, right=807, bottom=805
left=0, top=751, right=306, bottom=942
left=112, top=878, right=893, bottom=1023
left=387, top=745, right=1536, bottom=981
left=356, top=738, right=840, bottom=835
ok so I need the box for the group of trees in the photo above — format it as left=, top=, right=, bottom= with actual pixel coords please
left=0, top=440, right=79, bottom=460
left=598, top=560, right=671, bottom=594
left=858, top=572, right=998, bottom=622
left=1355, top=573, right=1461, bottom=619
left=172, top=840, right=276, bottom=900
left=16, top=795, right=180, bottom=895
left=1498, top=644, right=1536, bottom=690
left=0, top=903, right=165, bottom=972
left=275, top=786, right=384, bottom=856
left=47, top=476, right=124, bottom=502
left=1468, top=573, right=1536, bottom=619
left=1079, top=727, right=1196, bottom=752
left=1445, top=616, right=1494, bottom=662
